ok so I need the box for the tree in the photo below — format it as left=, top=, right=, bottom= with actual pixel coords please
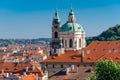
left=86, top=24, right=120, bottom=45
left=87, top=75, right=96, bottom=80
left=87, top=60, right=120, bottom=80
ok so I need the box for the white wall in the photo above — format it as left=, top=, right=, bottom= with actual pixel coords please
left=59, top=31, right=86, bottom=50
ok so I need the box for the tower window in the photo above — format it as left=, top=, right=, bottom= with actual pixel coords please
left=69, top=39, right=73, bottom=48
left=79, top=39, right=81, bottom=47
left=55, top=26, right=58, bottom=29
left=54, top=32, right=58, bottom=38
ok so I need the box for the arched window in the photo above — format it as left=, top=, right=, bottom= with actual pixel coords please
left=69, top=39, right=73, bottom=48
left=79, top=39, right=81, bottom=47
left=65, top=40, right=67, bottom=48
left=54, top=32, right=58, bottom=38
left=62, top=39, right=64, bottom=47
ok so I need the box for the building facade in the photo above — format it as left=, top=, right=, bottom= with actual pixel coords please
left=41, top=8, right=120, bottom=80
left=52, top=8, right=86, bottom=51
left=51, top=9, right=60, bottom=49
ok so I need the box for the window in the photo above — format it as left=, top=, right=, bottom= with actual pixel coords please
left=55, top=26, right=58, bottom=29
left=53, top=64, right=55, bottom=68
left=65, top=40, right=67, bottom=48
left=69, top=27, right=72, bottom=30
left=90, top=64, right=92, bottom=67
left=46, top=65, right=48, bottom=68
left=62, top=39, right=64, bottom=47
left=61, top=65, right=63, bottom=68
left=54, top=32, right=58, bottom=38
left=84, top=65, right=86, bottom=67
left=79, top=39, right=81, bottom=47
left=77, top=65, right=80, bottom=67
left=69, top=39, right=73, bottom=48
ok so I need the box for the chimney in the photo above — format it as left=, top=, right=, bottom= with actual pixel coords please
left=61, top=48, right=64, bottom=54
left=32, top=66, right=35, bottom=71
left=65, top=67, right=70, bottom=75
left=25, top=66, right=28, bottom=72
left=23, top=72, right=27, bottom=76
left=2, top=69, right=4, bottom=74
left=36, top=73, right=38, bottom=80
left=6, top=73, right=9, bottom=77
left=76, top=67, right=79, bottom=73
left=81, top=50, right=84, bottom=63
left=58, top=52, right=60, bottom=56
left=57, top=49, right=60, bottom=56
left=71, top=65, right=75, bottom=71
left=10, top=72, right=12, bottom=75
left=19, top=76, right=22, bottom=80
left=50, top=48, right=54, bottom=56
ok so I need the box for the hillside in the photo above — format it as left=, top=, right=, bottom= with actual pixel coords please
left=86, top=24, right=120, bottom=45
left=1, top=24, right=120, bottom=47
left=0, top=38, right=51, bottom=47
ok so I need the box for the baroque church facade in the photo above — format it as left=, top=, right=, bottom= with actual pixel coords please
left=52, top=8, right=86, bottom=51
left=41, top=8, right=120, bottom=80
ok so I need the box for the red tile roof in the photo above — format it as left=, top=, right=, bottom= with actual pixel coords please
left=83, top=41, right=120, bottom=62
left=42, top=50, right=82, bottom=63
left=0, top=62, right=44, bottom=77
left=22, top=74, right=36, bottom=80
left=42, top=41, right=120, bottom=63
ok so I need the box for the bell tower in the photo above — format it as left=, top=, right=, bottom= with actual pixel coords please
left=52, top=9, right=60, bottom=49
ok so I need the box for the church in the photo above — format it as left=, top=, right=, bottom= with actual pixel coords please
left=51, top=8, right=86, bottom=51
left=41, top=8, right=120, bottom=80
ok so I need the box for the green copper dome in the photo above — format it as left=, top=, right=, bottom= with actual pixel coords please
left=60, top=22, right=84, bottom=32
left=60, top=8, right=84, bottom=32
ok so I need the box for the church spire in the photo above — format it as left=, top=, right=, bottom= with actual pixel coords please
left=69, top=7, right=74, bottom=16
left=52, top=9, right=60, bottom=25
left=68, top=8, right=76, bottom=23
left=55, top=9, right=59, bottom=18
